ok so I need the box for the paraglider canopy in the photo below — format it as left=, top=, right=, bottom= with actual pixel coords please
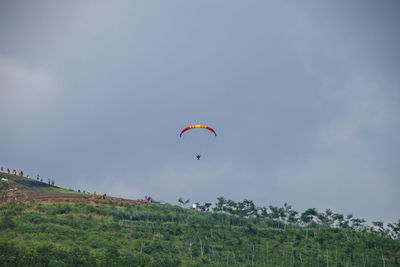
left=179, top=124, right=216, bottom=160
left=180, top=125, right=217, bottom=137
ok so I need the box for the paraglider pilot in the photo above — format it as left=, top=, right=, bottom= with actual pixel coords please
left=196, top=155, right=201, bottom=160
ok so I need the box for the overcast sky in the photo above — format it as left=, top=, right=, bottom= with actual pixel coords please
left=1, top=0, right=399, bottom=223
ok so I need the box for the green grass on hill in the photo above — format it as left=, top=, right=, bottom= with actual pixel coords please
left=0, top=172, right=91, bottom=199
left=1, top=172, right=399, bottom=266
left=0, top=201, right=399, bottom=266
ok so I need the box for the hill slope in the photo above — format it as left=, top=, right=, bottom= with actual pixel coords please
left=1, top=172, right=399, bottom=266
left=0, top=173, right=140, bottom=205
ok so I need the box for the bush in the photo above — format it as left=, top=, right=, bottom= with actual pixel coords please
left=0, top=215, right=15, bottom=230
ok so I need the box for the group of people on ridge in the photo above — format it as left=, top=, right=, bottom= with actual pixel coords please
left=0, top=167, right=22, bottom=176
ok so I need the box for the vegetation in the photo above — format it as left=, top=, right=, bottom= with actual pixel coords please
left=1, top=173, right=399, bottom=266
left=0, top=173, right=84, bottom=201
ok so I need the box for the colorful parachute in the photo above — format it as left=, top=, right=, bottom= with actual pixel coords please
left=180, top=125, right=217, bottom=137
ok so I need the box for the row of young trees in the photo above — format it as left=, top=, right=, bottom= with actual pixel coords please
left=1, top=199, right=399, bottom=266
left=180, top=197, right=400, bottom=240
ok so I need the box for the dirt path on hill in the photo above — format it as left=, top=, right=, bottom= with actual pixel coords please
left=1, top=186, right=143, bottom=206
left=25, top=195, right=144, bottom=206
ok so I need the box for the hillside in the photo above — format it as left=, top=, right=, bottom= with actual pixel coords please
left=0, top=173, right=140, bottom=205
left=1, top=172, right=399, bottom=266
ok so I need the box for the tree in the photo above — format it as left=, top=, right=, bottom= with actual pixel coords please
left=268, top=205, right=282, bottom=221
left=387, top=219, right=400, bottom=239
left=287, top=210, right=299, bottom=225
left=300, top=208, right=318, bottom=226
left=258, top=206, right=269, bottom=218
left=372, top=221, right=388, bottom=236
left=226, top=199, right=238, bottom=215
left=332, top=213, right=345, bottom=228
left=282, top=203, right=298, bottom=224
left=195, top=202, right=212, bottom=211
left=213, top=197, right=227, bottom=212
left=178, top=198, right=190, bottom=207
left=317, top=209, right=334, bottom=227
left=237, top=199, right=257, bottom=218
left=350, top=218, right=366, bottom=231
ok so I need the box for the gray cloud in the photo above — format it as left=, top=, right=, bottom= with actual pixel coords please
left=0, top=57, right=58, bottom=121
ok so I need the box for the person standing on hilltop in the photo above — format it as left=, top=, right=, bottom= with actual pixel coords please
left=7, top=168, right=10, bottom=174
left=145, top=196, right=152, bottom=204
left=1, top=167, right=3, bottom=172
